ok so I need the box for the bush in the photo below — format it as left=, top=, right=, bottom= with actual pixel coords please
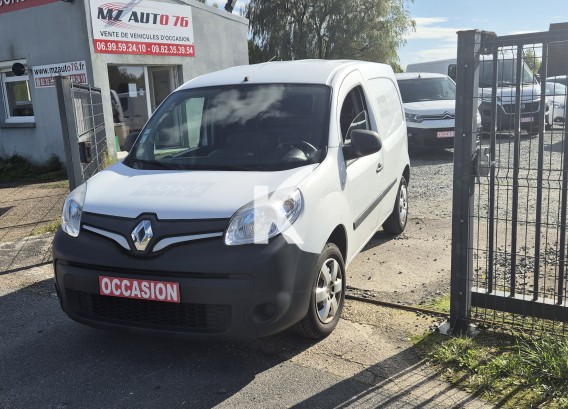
left=0, top=154, right=66, bottom=183
left=44, top=154, right=62, bottom=172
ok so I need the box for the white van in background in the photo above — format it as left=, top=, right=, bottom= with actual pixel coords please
left=396, top=73, right=458, bottom=148
left=407, top=59, right=457, bottom=81
left=407, top=56, right=546, bottom=134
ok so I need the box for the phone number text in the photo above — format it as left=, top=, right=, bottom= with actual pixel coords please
left=94, top=39, right=195, bottom=57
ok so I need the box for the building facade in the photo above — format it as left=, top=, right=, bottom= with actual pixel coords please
left=0, top=0, right=248, bottom=164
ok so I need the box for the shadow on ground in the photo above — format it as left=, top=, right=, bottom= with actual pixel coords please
left=0, top=277, right=493, bottom=408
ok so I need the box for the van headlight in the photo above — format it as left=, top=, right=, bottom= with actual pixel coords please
left=225, top=188, right=303, bottom=246
left=61, top=183, right=87, bottom=237
left=405, top=113, right=423, bottom=123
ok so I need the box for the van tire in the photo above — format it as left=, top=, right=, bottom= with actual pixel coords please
left=383, top=176, right=408, bottom=235
left=298, top=243, right=346, bottom=339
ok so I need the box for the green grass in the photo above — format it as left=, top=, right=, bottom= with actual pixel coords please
left=101, top=151, right=117, bottom=169
left=420, top=294, right=451, bottom=313
left=0, top=154, right=66, bottom=184
left=32, top=219, right=61, bottom=235
left=420, top=331, right=568, bottom=408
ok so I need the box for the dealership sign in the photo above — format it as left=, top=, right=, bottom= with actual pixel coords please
left=32, top=61, right=88, bottom=88
left=90, top=0, right=195, bottom=57
left=0, top=0, right=58, bottom=14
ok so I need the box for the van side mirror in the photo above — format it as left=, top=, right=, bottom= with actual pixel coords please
left=343, top=130, right=382, bottom=160
left=124, top=132, right=139, bottom=152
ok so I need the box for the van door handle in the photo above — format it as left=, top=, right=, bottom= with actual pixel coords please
left=376, top=163, right=383, bottom=173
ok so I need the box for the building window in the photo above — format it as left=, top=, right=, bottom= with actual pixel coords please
left=1, top=63, right=35, bottom=123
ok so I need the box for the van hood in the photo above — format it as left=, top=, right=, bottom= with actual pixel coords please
left=480, top=84, right=541, bottom=104
left=403, top=100, right=455, bottom=115
left=82, top=162, right=317, bottom=219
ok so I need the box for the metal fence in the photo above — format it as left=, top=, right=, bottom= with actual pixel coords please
left=56, top=76, right=108, bottom=190
left=0, top=181, right=68, bottom=274
left=1, top=77, right=108, bottom=275
left=451, top=29, right=568, bottom=336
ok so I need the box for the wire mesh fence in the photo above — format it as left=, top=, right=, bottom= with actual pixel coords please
left=72, top=82, right=108, bottom=183
left=452, top=29, right=568, bottom=336
left=0, top=181, right=68, bottom=274
left=1, top=77, right=108, bottom=275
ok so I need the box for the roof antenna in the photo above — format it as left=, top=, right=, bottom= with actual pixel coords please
left=244, top=56, right=276, bottom=82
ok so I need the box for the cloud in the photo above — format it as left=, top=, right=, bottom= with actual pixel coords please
left=400, top=17, right=474, bottom=69
left=405, top=17, right=465, bottom=42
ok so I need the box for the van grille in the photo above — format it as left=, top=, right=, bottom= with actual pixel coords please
left=502, top=101, right=540, bottom=114
left=421, top=113, right=455, bottom=120
left=69, top=290, right=230, bottom=333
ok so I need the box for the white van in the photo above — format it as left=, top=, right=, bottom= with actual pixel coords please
left=407, top=56, right=545, bottom=133
left=396, top=72, right=458, bottom=148
left=53, top=60, right=410, bottom=339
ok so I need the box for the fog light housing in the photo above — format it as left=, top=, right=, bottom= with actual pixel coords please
left=251, top=303, right=277, bottom=323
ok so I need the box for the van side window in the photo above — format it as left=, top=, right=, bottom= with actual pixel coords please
left=186, top=97, right=205, bottom=148
left=153, top=97, right=205, bottom=152
left=448, top=64, right=457, bottom=81
left=339, top=86, right=370, bottom=144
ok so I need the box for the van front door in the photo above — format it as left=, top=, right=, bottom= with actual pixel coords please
left=338, top=77, right=389, bottom=256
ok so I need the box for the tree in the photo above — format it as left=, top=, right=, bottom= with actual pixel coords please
left=390, top=61, right=404, bottom=73
left=523, top=48, right=541, bottom=74
left=246, top=0, right=415, bottom=65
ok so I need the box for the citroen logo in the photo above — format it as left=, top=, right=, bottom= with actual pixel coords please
left=131, top=220, right=153, bottom=251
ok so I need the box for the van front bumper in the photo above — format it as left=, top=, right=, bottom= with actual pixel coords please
left=407, top=126, right=455, bottom=147
left=479, top=100, right=545, bottom=132
left=53, top=228, right=319, bottom=339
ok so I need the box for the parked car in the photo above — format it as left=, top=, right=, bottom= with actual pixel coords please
left=408, top=55, right=544, bottom=134
left=547, top=75, right=567, bottom=87
left=53, top=60, right=410, bottom=340
left=545, top=81, right=567, bottom=127
left=396, top=72, right=458, bottom=147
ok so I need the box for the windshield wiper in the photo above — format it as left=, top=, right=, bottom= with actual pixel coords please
left=130, top=158, right=185, bottom=170
left=191, top=164, right=259, bottom=171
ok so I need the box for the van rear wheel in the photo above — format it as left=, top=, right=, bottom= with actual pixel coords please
left=382, top=176, right=408, bottom=235
left=298, top=243, right=345, bottom=339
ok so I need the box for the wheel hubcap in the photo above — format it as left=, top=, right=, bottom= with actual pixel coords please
left=315, top=258, right=343, bottom=324
left=399, top=184, right=408, bottom=227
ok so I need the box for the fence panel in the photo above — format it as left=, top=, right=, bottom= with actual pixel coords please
left=452, top=29, right=568, bottom=335
left=56, top=76, right=108, bottom=190
left=1, top=77, right=108, bottom=275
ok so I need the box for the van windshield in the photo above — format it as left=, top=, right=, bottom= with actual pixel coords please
left=479, top=59, right=535, bottom=88
left=397, top=77, right=456, bottom=103
left=125, top=84, right=331, bottom=171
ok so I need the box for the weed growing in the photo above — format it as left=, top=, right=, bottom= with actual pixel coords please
left=423, top=331, right=568, bottom=408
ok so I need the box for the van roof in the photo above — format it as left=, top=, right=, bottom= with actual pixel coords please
left=179, top=59, right=394, bottom=89
left=395, top=72, right=448, bottom=80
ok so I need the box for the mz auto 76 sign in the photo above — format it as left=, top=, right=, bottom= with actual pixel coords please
left=90, top=0, right=195, bottom=57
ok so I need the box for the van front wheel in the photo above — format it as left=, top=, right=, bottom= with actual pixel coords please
left=298, top=243, right=345, bottom=339
left=382, top=176, right=408, bottom=235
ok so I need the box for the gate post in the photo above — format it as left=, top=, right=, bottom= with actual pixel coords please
left=55, top=75, right=83, bottom=191
left=449, top=30, right=483, bottom=333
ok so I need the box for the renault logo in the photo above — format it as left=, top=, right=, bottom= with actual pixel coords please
left=131, top=220, right=153, bottom=251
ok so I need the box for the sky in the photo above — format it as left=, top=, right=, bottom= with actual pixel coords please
left=399, top=0, right=567, bottom=70
left=210, top=0, right=567, bottom=70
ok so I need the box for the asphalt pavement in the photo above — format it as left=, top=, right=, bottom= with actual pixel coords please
left=0, top=263, right=492, bottom=409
